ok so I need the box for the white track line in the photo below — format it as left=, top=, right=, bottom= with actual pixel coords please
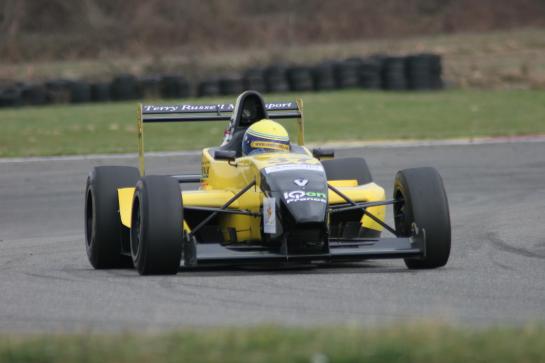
left=2, top=135, right=545, bottom=164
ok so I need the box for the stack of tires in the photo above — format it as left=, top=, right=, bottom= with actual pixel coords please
left=406, top=53, right=443, bottom=90
left=197, top=79, right=220, bottom=97
left=160, top=75, right=191, bottom=99
left=334, top=60, right=360, bottom=89
left=312, top=62, right=336, bottom=91
left=137, top=76, right=162, bottom=100
left=19, top=83, right=48, bottom=106
left=45, top=80, right=72, bottom=104
left=286, top=66, right=314, bottom=91
left=0, top=86, right=23, bottom=107
left=358, top=57, right=382, bottom=89
left=69, top=81, right=92, bottom=103
left=0, top=52, right=445, bottom=109
left=242, top=68, right=267, bottom=93
left=381, top=56, right=408, bottom=91
left=218, top=76, right=245, bottom=95
left=110, top=74, right=140, bottom=101
left=90, top=82, right=111, bottom=102
left=264, top=65, right=290, bottom=93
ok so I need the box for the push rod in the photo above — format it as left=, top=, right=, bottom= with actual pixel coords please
left=189, top=179, right=257, bottom=237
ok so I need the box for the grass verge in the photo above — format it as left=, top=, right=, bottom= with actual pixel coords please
left=1, top=89, right=544, bottom=157
left=1, top=324, right=544, bottom=363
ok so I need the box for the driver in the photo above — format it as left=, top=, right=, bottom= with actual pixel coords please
left=241, top=119, right=290, bottom=156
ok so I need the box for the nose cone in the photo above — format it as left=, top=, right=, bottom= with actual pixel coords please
left=261, top=163, right=329, bottom=225
left=282, top=190, right=327, bottom=223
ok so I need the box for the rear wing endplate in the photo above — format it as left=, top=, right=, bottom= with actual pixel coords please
left=137, top=99, right=304, bottom=175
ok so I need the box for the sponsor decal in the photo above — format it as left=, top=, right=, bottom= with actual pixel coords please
left=283, top=190, right=327, bottom=204
left=142, top=102, right=295, bottom=114
left=143, top=104, right=235, bottom=113
left=143, top=105, right=179, bottom=113
left=293, top=178, right=308, bottom=187
left=263, top=197, right=276, bottom=234
left=264, top=164, right=324, bottom=174
left=250, top=141, right=290, bottom=151
left=265, top=102, right=296, bottom=110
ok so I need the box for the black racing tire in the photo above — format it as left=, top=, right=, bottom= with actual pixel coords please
left=197, top=79, right=220, bottom=97
left=90, top=82, right=112, bottom=102
left=110, top=74, right=139, bottom=101
left=321, top=157, right=373, bottom=185
left=382, top=56, right=408, bottom=91
left=219, top=76, right=245, bottom=95
left=160, top=75, right=191, bottom=99
left=334, top=60, right=360, bottom=89
left=287, top=66, right=314, bottom=91
left=264, top=64, right=290, bottom=93
left=130, top=175, right=183, bottom=275
left=312, top=62, right=337, bottom=91
left=0, top=87, right=23, bottom=107
left=242, top=68, right=267, bottom=93
left=70, top=81, right=92, bottom=104
left=85, top=166, right=140, bottom=269
left=393, top=167, right=451, bottom=269
left=21, top=84, right=48, bottom=106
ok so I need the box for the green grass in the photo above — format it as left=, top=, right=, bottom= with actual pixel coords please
left=1, top=324, right=544, bottom=363
left=1, top=89, right=544, bottom=157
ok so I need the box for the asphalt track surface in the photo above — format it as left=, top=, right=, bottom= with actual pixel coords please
left=1, top=142, right=544, bottom=332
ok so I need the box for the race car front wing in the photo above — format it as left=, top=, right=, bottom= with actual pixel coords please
left=176, top=177, right=426, bottom=268
left=183, top=231, right=426, bottom=267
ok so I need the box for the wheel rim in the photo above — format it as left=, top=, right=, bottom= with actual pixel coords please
left=394, top=189, right=411, bottom=236
left=85, top=190, right=94, bottom=247
left=130, top=197, right=142, bottom=260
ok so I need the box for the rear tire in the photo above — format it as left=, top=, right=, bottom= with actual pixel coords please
left=393, top=167, right=451, bottom=269
left=322, top=157, right=374, bottom=238
left=321, top=157, right=372, bottom=185
left=85, top=166, right=140, bottom=269
left=130, top=176, right=183, bottom=275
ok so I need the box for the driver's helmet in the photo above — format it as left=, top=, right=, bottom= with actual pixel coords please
left=242, top=119, right=290, bottom=156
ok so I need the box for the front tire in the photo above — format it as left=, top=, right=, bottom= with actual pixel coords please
left=85, top=166, right=140, bottom=269
left=130, top=175, right=184, bottom=275
left=393, top=167, right=451, bottom=269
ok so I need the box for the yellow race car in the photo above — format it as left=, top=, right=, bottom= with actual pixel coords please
left=84, top=91, right=451, bottom=275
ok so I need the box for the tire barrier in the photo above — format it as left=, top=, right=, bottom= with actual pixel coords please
left=160, top=75, right=191, bottom=99
left=242, top=68, right=267, bottom=93
left=110, top=74, right=140, bottom=101
left=219, top=76, right=245, bottom=96
left=0, top=87, right=23, bottom=107
left=21, top=84, right=48, bottom=106
left=406, top=53, right=443, bottom=90
left=138, top=76, right=162, bottom=100
left=286, top=66, right=314, bottom=91
left=264, top=65, right=290, bottom=93
left=90, top=82, right=111, bottom=102
left=0, top=53, right=443, bottom=108
left=197, top=79, right=220, bottom=97
left=358, top=58, right=382, bottom=90
left=334, top=60, right=360, bottom=89
left=45, top=79, right=72, bottom=104
left=69, top=81, right=92, bottom=104
left=382, top=56, right=408, bottom=91
left=312, top=62, right=337, bottom=91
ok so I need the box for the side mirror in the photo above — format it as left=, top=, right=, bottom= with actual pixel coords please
left=214, top=149, right=237, bottom=162
left=312, top=148, right=335, bottom=160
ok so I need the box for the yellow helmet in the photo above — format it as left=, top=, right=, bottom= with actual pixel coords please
left=242, top=119, right=290, bottom=155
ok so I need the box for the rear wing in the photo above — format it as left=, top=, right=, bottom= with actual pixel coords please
left=136, top=99, right=304, bottom=175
